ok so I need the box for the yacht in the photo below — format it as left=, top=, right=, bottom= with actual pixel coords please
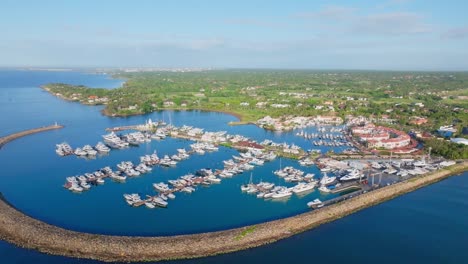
left=153, top=182, right=170, bottom=192
left=397, top=170, right=409, bottom=177
left=145, top=202, right=156, bottom=209
left=110, top=172, right=126, bottom=182
left=206, top=176, right=221, bottom=183
left=102, top=132, right=129, bottom=149
left=96, top=178, right=105, bottom=184
left=74, top=148, right=87, bottom=156
left=299, top=158, right=314, bottom=166
left=80, top=181, right=91, bottom=190
left=318, top=186, right=330, bottom=193
left=307, top=199, right=324, bottom=208
left=69, top=184, right=84, bottom=192
left=292, top=182, right=316, bottom=194
left=371, top=162, right=382, bottom=169
left=271, top=188, right=293, bottom=199
left=339, top=169, right=363, bottom=182
left=95, top=142, right=111, bottom=153
left=320, top=174, right=336, bottom=185
left=153, top=197, right=168, bottom=208
left=82, top=145, right=97, bottom=156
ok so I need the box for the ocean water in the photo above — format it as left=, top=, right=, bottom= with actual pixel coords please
left=0, top=70, right=467, bottom=263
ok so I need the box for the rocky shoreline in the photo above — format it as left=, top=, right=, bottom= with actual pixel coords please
left=0, top=161, right=466, bottom=262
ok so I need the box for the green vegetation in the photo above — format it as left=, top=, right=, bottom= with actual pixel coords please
left=43, top=70, right=467, bottom=133
left=424, top=139, right=468, bottom=159
left=235, top=226, right=256, bottom=240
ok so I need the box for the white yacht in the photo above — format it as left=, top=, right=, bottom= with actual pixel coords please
left=153, top=182, right=170, bottom=192
left=95, top=142, right=111, bottom=153
left=145, top=202, right=156, bottom=209
left=74, top=148, right=87, bottom=156
left=292, top=182, right=316, bottom=194
left=318, top=186, right=330, bottom=193
left=82, top=145, right=97, bottom=156
left=307, top=199, right=324, bottom=208
left=320, top=173, right=336, bottom=185
left=271, top=188, right=293, bottom=199
left=153, top=197, right=168, bottom=207
left=339, top=169, right=362, bottom=182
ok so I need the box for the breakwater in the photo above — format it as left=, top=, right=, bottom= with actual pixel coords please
left=0, top=124, right=63, bottom=149
left=0, top=160, right=466, bottom=262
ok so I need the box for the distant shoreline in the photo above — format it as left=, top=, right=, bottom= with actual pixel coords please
left=0, top=124, right=465, bottom=263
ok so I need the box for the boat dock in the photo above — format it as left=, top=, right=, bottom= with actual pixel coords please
left=0, top=124, right=63, bottom=149
left=105, top=125, right=142, bottom=132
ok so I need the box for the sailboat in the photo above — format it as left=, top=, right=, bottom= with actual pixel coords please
left=241, top=173, right=254, bottom=192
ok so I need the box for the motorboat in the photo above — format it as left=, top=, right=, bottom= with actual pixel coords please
left=307, top=199, right=324, bottom=208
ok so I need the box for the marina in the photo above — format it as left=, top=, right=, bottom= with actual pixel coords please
left=0, top=70, right=466, bottom=263
left=56, top=119, right=457, bottom=213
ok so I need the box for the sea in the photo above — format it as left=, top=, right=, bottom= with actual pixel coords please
left=0, top=69, right=467, bottom=264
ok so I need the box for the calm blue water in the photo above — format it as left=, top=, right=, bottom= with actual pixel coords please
left=0, top=70, right=467, bottom=263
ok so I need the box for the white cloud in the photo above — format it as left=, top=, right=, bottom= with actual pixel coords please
left=294, top=5, right=357, bottom=20
left=441, top=26, right=468, bottom=39
left=352, top=12, right=432, bottom=35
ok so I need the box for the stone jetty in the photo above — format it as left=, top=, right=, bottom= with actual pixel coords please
left=0, top=124, right=63, bottom=149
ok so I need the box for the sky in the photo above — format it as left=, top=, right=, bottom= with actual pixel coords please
left=1, top=0, right=468, bottom=70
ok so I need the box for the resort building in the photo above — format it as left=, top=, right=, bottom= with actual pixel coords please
left=351, top=124, right=411, bottom=150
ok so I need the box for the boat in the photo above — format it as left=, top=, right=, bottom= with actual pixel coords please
left=153, top=182, right=170, bottom=192
left=319, top=173, right=336, bottom=185
left=110, top=173, right=126, bottom=182
left=339, top=169, right=363, bottom=182
left=206, top=176, right=221, bottom=183
left=82, top=145, right=97, bottom=156
left=145, top=202, right=156, bottom=209
left=271, top=188, right=293, bottom=199
left=80, top=181, right=91, bottom=190
left=292, top=182, right=316, bottom=194
left=153, top=197, right=168, bottom=207
left=74, top=148, right=87, bottom=156
left=69, top=184, right=83, bottom=192
left=95, top=142, right=111, bottom=153
left=307, top=198, right=324, bottom=208
left=318, top=186, right=330, bottom=193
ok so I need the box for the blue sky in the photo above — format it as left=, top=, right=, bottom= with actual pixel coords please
left=1, top=0, right=468, bottom=70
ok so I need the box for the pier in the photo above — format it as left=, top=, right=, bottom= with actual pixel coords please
left=0, top=124, right=63, bottom=149
left=0, top=161, right=465, bottom=262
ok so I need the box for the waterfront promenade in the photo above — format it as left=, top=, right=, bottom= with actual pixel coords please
left=0, top=124, right=63, bottom=149
left=0, top=160, right=466, bottom=262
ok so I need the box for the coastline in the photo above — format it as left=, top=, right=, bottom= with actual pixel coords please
left=0, top=160, right=466, bottom=262
left=42, top=84, right=254, bottom=124
left=101, top=107, right=248, bottom=123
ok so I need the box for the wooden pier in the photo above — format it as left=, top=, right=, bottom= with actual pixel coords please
left=0, top=124, right=63, bottom=149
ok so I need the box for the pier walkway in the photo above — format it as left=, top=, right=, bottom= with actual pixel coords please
left=0, top=124, right=63, bottom=149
